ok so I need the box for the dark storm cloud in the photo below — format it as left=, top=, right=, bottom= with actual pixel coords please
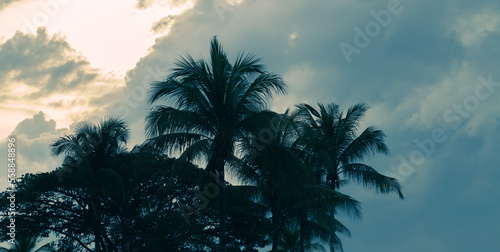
left=90, top=0, right=500, bottom=250
left=120, top=0, right=500, bottom=141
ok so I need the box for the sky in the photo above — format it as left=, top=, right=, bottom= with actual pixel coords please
left=1, top=0, right=500, bottom=251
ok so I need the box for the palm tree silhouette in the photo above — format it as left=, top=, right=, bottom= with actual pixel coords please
left=287, top=180, right=360, bottom=252
left=295, top=103, right=404, bottom=252
left=0, top=236, right=55, bottom=252
left=236, top=110, right=360, bottom=252
left=277, top=220, right=327, bottom=252
left=145, top=36, right=287, bottom=252
left=50, top=118, right=129, bottom=252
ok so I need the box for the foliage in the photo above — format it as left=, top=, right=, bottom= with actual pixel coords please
left=0, top=38, right=403, bottom=252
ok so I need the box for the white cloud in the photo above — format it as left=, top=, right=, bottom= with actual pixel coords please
left=450, top=9, right=500, bottom=47
left=0, top=111, right=68, bottom=191
left=0, top=28, right=127, bottom=137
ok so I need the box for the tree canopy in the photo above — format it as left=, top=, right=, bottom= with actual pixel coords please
left=0, top=37, right=402, bottom=252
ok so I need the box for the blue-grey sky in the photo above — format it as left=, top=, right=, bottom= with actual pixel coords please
left=1, top=0, right=499, bottom=251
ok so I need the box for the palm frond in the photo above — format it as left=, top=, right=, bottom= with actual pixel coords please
left=238, top=73, right=287, bottom=111
left=341, top=163, right=404, bottom=199
left=176, top=138, right=213, bottom=165
left=144, top=132, right=209, bottom=154
left=50, top=134, right=80, bottom=158
left=340, top=126, right=389, bottom=164
left=145, top=106, right=213, bottom=138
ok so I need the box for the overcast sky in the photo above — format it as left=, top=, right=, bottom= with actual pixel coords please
left=1, top=0, right=499, bottom=251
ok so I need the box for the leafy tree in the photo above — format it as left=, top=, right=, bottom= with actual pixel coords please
left=0, top=170, right=96, bottom=251
left=0, top=146, right=270, bottom=251
left=145, top=36, right=287, bottom=251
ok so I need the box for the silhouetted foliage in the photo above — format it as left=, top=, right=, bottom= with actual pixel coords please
left=0, top=38, right=403, bottom=252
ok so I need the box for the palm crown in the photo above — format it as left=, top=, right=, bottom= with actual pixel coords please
left=50, top=118, right=129, bottom=252
left=0, top=236, right=55, bottom=252
left=296, top=103, right=403, bottom=251
left=145, top=36, right=287, bottom=252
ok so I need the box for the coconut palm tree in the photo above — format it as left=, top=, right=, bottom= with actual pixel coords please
left=0, top=236, right=55, bottom=252
left=295, top=103, right=404, bottom=252
left=50, top=118, right=129, bottom=252
left=277, top=220, right=326, bottom=252
left=234, top=110, right=355, bottom=252
left=287, top=182, right=360, bottom=252
left=145, top=36, right=287, bottom=252
left=234, top=110, right=306, bottom=251
left=243, top=138, right=306, bottom=251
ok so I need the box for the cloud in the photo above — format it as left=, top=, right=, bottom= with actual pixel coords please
left=11, top=111, right=59, bottom=139
left=117, top=0, right=500, bottom=141
left=0, top=28, right=98, bottom=101
left=0, top=0, right=27, bottom=12
left=0, top=111, right=68, bottom=191
left=450, top=9, right=500, bottom=47
left=152, top=15, right=175, bottom=34
left=123, top=0, right=464, bottom=117
left=137, top=0, right=190, bottom=9
left=136, top=0, right=155, bottom=9
left=4, top=111, right=67, bottom=163
left=0, top=27, right=126, bottom=133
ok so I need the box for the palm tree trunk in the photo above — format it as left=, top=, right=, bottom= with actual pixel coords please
left=95, top=227, right=102, bottom=252
left=272, top=212, right=279, bottom=251
left=300, top=220, right=305, bottom=252
left=329, top=211, right=335, bottom=252
left=271, top=193, right=280, bottom=252
left=214, top=149, right=227, bottom=252
left=219, top=173, right=227, bottom=252
left=328, top=174, right=338, bottom=252
left=91, top=199, right=102, bottom=252
left=206, top=139, right=228, bottom=252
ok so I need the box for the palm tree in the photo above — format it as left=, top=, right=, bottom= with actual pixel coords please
left=0, top=236, right=55, bottom=252
left=235, top=110, right=361, bottom=252
left=50, top=118, right=129, bottom=252
left=296, top=103, right=404, bottom=252
left=287, top=183, right=360, bottom=252
left=145, top=36, right=287, bottom=251
left=277, top=220, right=326, bottom=252
left=242, top=137, right=307, bottom=252
left=234, top=110, right=307, bottom=251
